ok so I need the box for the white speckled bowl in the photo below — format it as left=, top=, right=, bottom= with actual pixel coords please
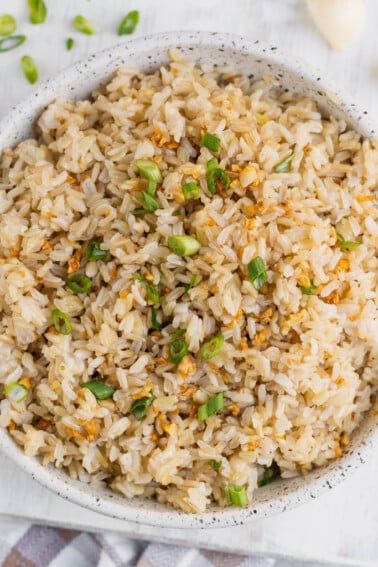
left=0, top=31, right=377, bottom=528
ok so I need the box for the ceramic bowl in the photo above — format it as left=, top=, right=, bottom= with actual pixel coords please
left=0, top=31, right=377, bottom=529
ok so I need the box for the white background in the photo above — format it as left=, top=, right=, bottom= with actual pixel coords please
left=0, top=1, right=377, bottom=566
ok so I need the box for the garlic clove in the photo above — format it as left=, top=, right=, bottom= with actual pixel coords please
left=307, top=0, right=365, bottom=51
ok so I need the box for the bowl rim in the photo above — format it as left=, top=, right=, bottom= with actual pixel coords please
left=0, top=29, right=377, bottom=529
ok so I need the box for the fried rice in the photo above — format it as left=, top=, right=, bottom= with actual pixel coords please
left=0, top=51, right=377, bottom=513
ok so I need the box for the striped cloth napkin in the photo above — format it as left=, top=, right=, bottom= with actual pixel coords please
left=0, top=518, right=275, bottom=567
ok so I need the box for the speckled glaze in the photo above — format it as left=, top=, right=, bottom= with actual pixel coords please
left=0, top=31, right=377, bottom=529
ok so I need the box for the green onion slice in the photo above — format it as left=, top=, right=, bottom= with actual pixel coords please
left=206, top=158, right=230, bottom=195
left=182, top=182, right=200, bottom=200
left=169, top=337, right=188, bottom=364
left=248, top=256, right=267, bottom=290
left=184, top=274, right=199, bottom=291
left=132, top=274, right=161, bottom=305
left=27, top=0, right=47, bottom=24
left=5, top=382, right=29, bottom=403
left=20, top=55, right=38, bottom=84
left=52, top=309, right=72, bottom=335
left=66, top=274, right=92, bottom=294
left=258, top=462, right=281, bottom=487
left=274, top=152, right=294, bottom=173
left=86, top=241, right=108, bottom=261
left=336, top=231, right=361, bottom=250
left=73, top=15, right=95, bottom=35
left=210, top=459, right=222, bottom=470
left=299, top=279, right=317, bottom=295
left=134, top=191, right=159, bottom=215
left=130, top=391, right=155, bottom=420
left=0, top=35, right=26, bottom=53
left=201, top=132, right=221, bottom=152
left=0, top=14, right=16, bottom=36
left=167, top=235, right=201, bottom=257
left=151, top=307, right=162, bottom=331
left=202, top=334, right=224, bottom=360
left=81, top=380, right=114, bottom=400
left=225, top=484, right=249, bottom=507
left=136, top=159, right=162, bottom=194
left=198, top=392, right=224, bottom=421
left=118, top=10, right=139, bottom=35
left=66, top=37, right=74, bottom=51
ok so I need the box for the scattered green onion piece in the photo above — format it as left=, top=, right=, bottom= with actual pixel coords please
left=167, top=235, right=201, bottom=257
left=274, top=152, right=294, bottom=173
left=202, top=334, right=224, bottom=360
left=132, top=274, right=161, bottom=305
left=81, top=380, right=114, bottom=400
left=86, top=241, right=108, bottom=261
left=66, top=37, right=74, bottom=51
left=206, top=157, right=218, bottom=173
left=169, top=337, right=189, bottom=364
left=130, top=391, right=155, bottom=420
left=248, top=256, right=267, bottom=290
left=198, top=392, right=224, bottom=421
left=258, top=462, right=281, bottom=487
left=20, top=55, right=38, bottom=84
left=73, top=15, right=95, bottom=35
left=132, top=273, right=150, bottom=283
left=66, top=274, right=92, bottom=294
left=299, top=279, right=317, bottom=295
left=118, top=10, right=139, bottom=35
left=170, top=329, right=186, bottom=340
left=184, top=274, right=199, bottom=291
left=5, top=382, right=28, bottom=403
left=134, top=191, right=159, bottom=215
left=336, top=231, right=361, bottom=250
left=0, top=34, right=26, bottom=52
left=201, top=132, right=221, bottom=152
left=182, top=182, right=200, bottom=200
left=27, top=0, right=47, bottom=24
left=52, top=309, right=72, bottom=335
left=0, top=14, right=16, bottom=36
left=225, top=484, right=249, bottom=507
left=151, top=307, right=162, bottom=331
left=136, top=159, right=162, bottom=194
left=206, top=159, right=230, bottom=195
left=210, top=459, right=222, bottom=470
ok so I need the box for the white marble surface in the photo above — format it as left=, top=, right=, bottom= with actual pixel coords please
left=0, top=0, right=377, bottom=565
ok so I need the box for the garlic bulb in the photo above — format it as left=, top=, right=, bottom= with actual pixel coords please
left=307, top=0, right=365, bottom=51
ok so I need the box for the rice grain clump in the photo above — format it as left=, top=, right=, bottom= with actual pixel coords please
left=0, top=53, right=377, bottom=513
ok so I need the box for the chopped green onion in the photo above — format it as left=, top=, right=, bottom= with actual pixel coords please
left=27, top=0, right=47, bottom=24
left=0, top=14, right=16, bottom=36
left=5, top=382, right=28, bottom=403
left=184, top=274, right=199, bottom=291
left=132, top=274, right=161, bottom=305
left=0, top=35, right=26, bottom=52
left=73, top=15, right=95, bottom=35
left=151, top=307, right=162, bottom=331
left=225, top=484, right=249, bottom=507
left=206, top=159, right=230, bottom=195
left=169, top=336, right=188, bottom=364
left=118, top=10, right=139, bottom=35
left=274, top=152, right=294, bottom=173
left=167, top=235, right=201, bottom=257
left=136, top=159, right=162, bottom=194
left=248, top=256, right=267, bottom=290
left=170, top=329, right=186, bottom=340
left=299, top=279, right=317, bottom=295
left=210, top=459, right=222, bottom=470
left=336, top=231, right=361, bottom=250
left=182, top=182, right=200, bottom=200
left=81, top=380, right=114, bottom=400
left=20, top=55, right=38, bottom=84
left=66, top=37, right=74, bottom=51
left=258, top=462, right=281, bottom=487
left=52, top=309, right=72, bottom=335
left=86, top=241, right=108, bottom=261
left=198, top=392, right=224, bottom=421
left=201, top=133, right=221, bottom=152
left=202, top=334, right=224, bottom=360
left=66, top=274, right=92, bottom=294
left=134, top=191, right=159, bottom=215
left=130, top=391, right=155, bottom=420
